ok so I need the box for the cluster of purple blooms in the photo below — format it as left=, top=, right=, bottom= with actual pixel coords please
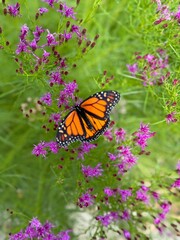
left=153, top=0, right=180, bottom=26
left=171, top=161, right=180, bottom=189
left=127, top=49, right=169, bottom=86
left=127, top=49, right=178, bottom=124
left=9, top=217, right=71, bottom=240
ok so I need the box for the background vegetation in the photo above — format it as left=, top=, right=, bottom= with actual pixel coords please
left=0, top=0, right=179, bottom=239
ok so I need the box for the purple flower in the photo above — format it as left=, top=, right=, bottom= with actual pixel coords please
left=151, top=191, right=159, bottom=201
left=40, top=92, right=52, bottom=106
left=118, top=189, right=132, bottom=202
left=127, top=63, right=138, bottom=76
left=49, top=71, right=64, bottom=85
left=82, top=163, right=103, bottom=178
left=171, top=178, right=180, bottom=188
left=46, top=141, right=59, bottom=154
left=46, top=30, right=58, bottom=46
left=103, top=127, right=113, bottom=141
left=133, top=123, right=156, bottom=150
left=166, top=112, right=177, bottom=124
left=96, top=212, right=119, bottom=227
left=57, top=230, right=72, bottom=240
left=50, top=113, right=61, bottom=124
left=104, top=187, right=115, bottom=197
left=154, top=201, right=171, bottom=225
left=77, top=142, right=97, bottom=160
left=108, top=152, right=117, bottom=161
left=29, top=39, right=38, bottom=51
left=33, top=26, right=45, bottom=42
left=64, top=81, right=78, bottom=96
left=38, top=7, right=48, bottom=15
left=16, top=41, right=28, bottom=55
left=9, top=217, right=72, bottom=239
left=116, top=145, right=138, bottom=172
left=136, top=186, right=149, bottom=204
left=77, top=192, right=94, bottom=208
left=121, top=210, right=130, bottom=220
left=71, top=25, right=82, bottom=38
left=123, top=229, right=131, bottom=240
left=62, top=31, right=72, bottom=41
left=58, top=3, right=76, bottom=20
left=115, top=128, right=126, bottom=143
left=42, top=0, right=58, bottom=7
left=7, top=3, right=20, bottom=17
left=161, top=202, right=171, bottom=214
left=174, top=6, right=180, bottom=22
left=144, top=54, right=155, bottom=63
left=32, top=142, right=47, bottom=157
left=20, top=24, right=29, bottom=41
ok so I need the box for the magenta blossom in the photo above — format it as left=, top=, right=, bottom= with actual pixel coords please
left=136, top=185, right=149, bottom=204
left=115, top=128, right=126, bottom=143
left=7, top=3, right=20, bottom=17
left=118, top=189, right=132, bottom=202
left=165, top=112, right=177, bottom=124
left=32, top=141, right=58, bottom=157
left=127, top=63, right=138, bottom=76
left=154, top=201, right=171, bottom=225
left=104, top=187, right=115, bottom=197
left=32, top=141, right=47, bottom=157
left=9, top=217, right=72, bottom=240
left=40, top=92, right=52, bottom=106
left=123, top=229, right=131, bottom=240
left=82, top=163, right=103, bottom=178
left=49, top=71, right=64, bottom=85
left=77, top=192, right=95, bottom=208
left=121, top=210, right=130, bottom=220
left=20, top=24, right=29, bottom=41
left=133, top=123, right=156, bottom=150
left=42, top=0, right=58, bottom=7
left=96, top=212, right=119, bottom=227
left=38, top=7, right=48, bottom=15
left=171, top=178, right=180, bottom=189
left=58, top=3, right=76, bottom=19
left=77, top=142, right=97, bottom=160
left=50, top=113, right=61, bottom=124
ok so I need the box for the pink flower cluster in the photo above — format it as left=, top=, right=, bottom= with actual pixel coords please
left=153, top=1, right=180, bottom=26
left=9, top=217, right=72, bottom=240
left=127, top=49, right=170, bottom=86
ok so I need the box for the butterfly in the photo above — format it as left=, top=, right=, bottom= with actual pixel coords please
left=56, top=90, right=120, bottom=147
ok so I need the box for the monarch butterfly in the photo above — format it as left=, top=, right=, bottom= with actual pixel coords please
left=56, top=90, right=120, bottom=147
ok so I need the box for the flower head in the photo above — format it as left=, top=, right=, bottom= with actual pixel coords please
left=115, top=128, right=126, bottom=143
left=96, top=212, right=119, bottom=227
left=32, top=141, right=47, bottom=157
left=77, top=142, right=97, bottom=160
left=58, top=3, right=76, bottom=19
left=166, top=112, right=177, bottom=124
left=133, top=123, right=156, bottom=150
left=38, top=7, right=48, bottom=15
left=77, top=192, right=95, bottom=208
left=127, top=63, right=138, bottom=76
left=40, top=92, right=52, bottom=106
left=10, top=217, right=72, bottom=239
left=42, top=0, right=58, bottom=7
left=82, top=163, right=103, bottom=178
left=7, top=3, right=20, bottom=17
left=123, top=229, right=131, bottom=240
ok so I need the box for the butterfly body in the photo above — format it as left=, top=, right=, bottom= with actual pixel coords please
left=56, top=90, right=120, bottom=147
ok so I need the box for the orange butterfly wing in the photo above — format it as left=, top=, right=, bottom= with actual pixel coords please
left=56, top=91, right=120, bottom=147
